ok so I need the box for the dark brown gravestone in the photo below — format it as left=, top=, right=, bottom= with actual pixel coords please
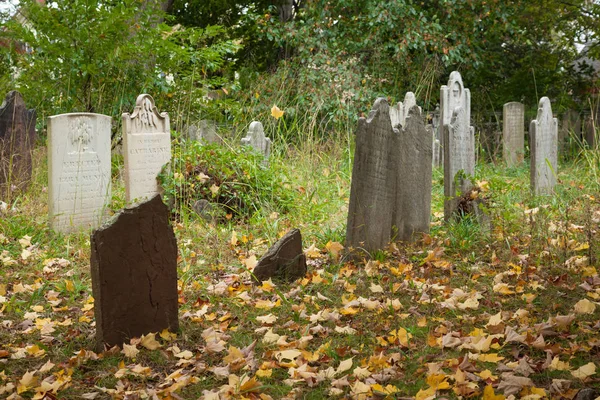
left=90, top=195, right=178, bottom=351
left=0, top=91, right=36, bottom=200
left=252, top=229, right=307, bottom=284
left=345, top=98, right=396, bottom=253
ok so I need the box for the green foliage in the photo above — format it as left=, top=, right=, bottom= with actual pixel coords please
left=159, top=139, right=294, bottom=221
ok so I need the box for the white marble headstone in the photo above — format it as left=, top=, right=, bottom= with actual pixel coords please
left=122, top=94, right=171, bottom=203
left=530, top=97, right=558, bottom=195
left=241, top=121, right=271, bottom=159
left=389, top=92, right=421, bottom=129
left=48, top=113, right=111, bottom=233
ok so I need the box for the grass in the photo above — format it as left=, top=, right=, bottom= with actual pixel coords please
left=0, top=126, right=599, bottom=399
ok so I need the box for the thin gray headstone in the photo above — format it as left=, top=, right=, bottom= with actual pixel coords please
left=443, top=106, right=475, bottom=220
left=432, top=105, right=442, bottom=167
left=48, top=113, right=111, bottom=233
left=122, top=94, right=171, bottom=203
left=395, top=106, right=432, bottom=241
left=530, top=97, right=558, bottom=195
left=0, top=91, right=36, bottom=199
left=440, top=72, right=471, bottom=161
left=91, top=195, right=178, bottom=351
left=502, top=102, right=525, bottom=167
left=241, top=121, right=272, bottom=159
left=389, top=92, right=421, bottom=129
left=346, top=98, right=396, bottom=252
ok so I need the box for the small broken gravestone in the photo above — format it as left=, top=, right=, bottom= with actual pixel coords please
left=90, top=194, right=179, bottom=351
left=0, top=91, right=36, bottom=199
left=241, top=121, right=272, bottom=160
left=530, top=97, right=558, bottom=195
left=252, top=229, right=307, bottom=284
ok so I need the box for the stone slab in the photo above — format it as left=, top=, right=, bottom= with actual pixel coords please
left=90, top=194, right=179, bottom=350
left=502, top=102, right=525, bottom=167
left=252, top=229, right=307, bottom=283
left=123, top=94, right=171, bottom=202
left=48, top=113, right=111, bottom=233
left=241, top=121, right=271, bottom=159
left=530, top=97, right=558, bottom=195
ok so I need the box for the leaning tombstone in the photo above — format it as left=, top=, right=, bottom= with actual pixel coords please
left=441, top=72, right=475, bottom=220
left=122, top=94, right=171, bottom=203
left=48, top=113, right=111, bottom=233
left=346, top=98, right=396, bottom=253
left=502, top=102, right=525, bottom=167
left=395, top=106, right=432, bottom=241
left=241, top=121, right=272, bottom=160
left=530, top=97, right=558, bottom=195
left=91, top=195, right=178, bottom=351
left=0, top=91, right=36, bottom=200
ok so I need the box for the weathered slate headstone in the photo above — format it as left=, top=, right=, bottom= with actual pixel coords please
left=502, top=102, right=525, bottom=167
left=441, top=72, right=474, bottom=220
left=241, top=121, right=272, bottom=160
left=530, top=97, right=558, bottom=195
left=91, top=195, right=178, bottom=351
left=122, top=94, right=171, bottom=203
left=188, top=120, right=221, bottom=144
left=395, top=106, right=432, bottom=241
left=346, top=98, right=396, bottom=252
left=48, top=113, right=111, bottom=233
left=443, top=106, right=475, bottom=220
left=252, top=229, right=307, bottom=283
left=0, top=91, right=36, bottom=199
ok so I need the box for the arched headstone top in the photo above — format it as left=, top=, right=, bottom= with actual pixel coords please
left=368, top=97, right=390, bottom=122
left=248, top=121, right=265, bottom=138
left=123, top=94, right=169, bottom=133
left=536, top=97, right=554, bottom=127
left=241, top=120, right=271, bottom=159
left=404, top=92, right=417, bottom=110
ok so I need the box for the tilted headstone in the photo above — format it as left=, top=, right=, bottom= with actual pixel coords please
left=441, top=72, right=474, bottom=220
left=395, top=106, right=432, bottom=241
left=443, top=106, right=475, bottom=220
left=252, top=228, right=307, bottom=284
left=48, top=113, right=111, bottom=233
left=91, top=195, right=178, bottom=351
left=122, top=94, right=171, bottom=203
left=346, top=98, right=396, bottom=252
left=502, top=102, right=525, bottom=167
left=241, top=121, right=272, bottom=159
left=530, top=97, right=558, bottom=195
left=188, top=119, right=222, bottom=144
left=0, top=91, right=36, bottom=199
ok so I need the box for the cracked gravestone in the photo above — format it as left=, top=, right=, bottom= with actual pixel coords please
left=252, top=229, right=307, bottom=284
left=90, top=194, right=178, bottom=351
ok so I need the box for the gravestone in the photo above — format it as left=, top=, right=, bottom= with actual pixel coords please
left=389, top=92, right=420, bottom=129
left=252, top=229, right=307, bottom=283
left=122, top=94, right=171, bottom=203
left=0, top=91, right=36, bottom=199
left=441, top=72, right=474, bottom=220
left=188, top=120, right=221, bottom=144
left=502, top=102, right=525, bottom=167
left=346, top=98, right=396, bottom=252
left=530, top=97, right=558, bottom=195
left=443, top=106, right=475, bottom=220
left=241, top=121, right=272, bottom=160
left=559, top=109, right=580, bottom=152
left=584, top=114, right=597, bottom=148
left=431, top=105, right=442, bottom=167
left=48, top=113, right=111, bottom=233
left=91, top=195, right=178, bottom=351
left=395, top=106, right=432, bottom=241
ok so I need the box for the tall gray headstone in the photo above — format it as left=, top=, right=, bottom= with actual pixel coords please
left=502, top=102, right=525, bottom=167
left=395, top=106, right=432, bottom=241
left=241, top=121, right=272, bottom=159
left=0, top=91, right=36, bottom=199
left=48, top=113, right=111, bottom=233
left=91, top=195, right=178, bottom=351
left=122, top=94, right=171, bottom=203
left=346, top=98, right=396, bottom=252
left=431, top=105, right=442, bottom=167
left=441, top=72, right=474, bottom=220
left=530, top=97, right=558, bottom=195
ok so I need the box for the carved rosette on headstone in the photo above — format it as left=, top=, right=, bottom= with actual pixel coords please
left=241, top=121, right=272, bottom=160
left=48, top=113, right=111, bottom=233
left=441, top=72, right=474, bottom=220
left=395, top=106, right=432, bottom=241
left=91, top=195, right=179, bottom=351
left=123, top=94, right=171, bottom=203
left=0, top=91, right=36, bottom=199
left=530, top=97, right=558, bottom=195
left=502, top=102, right=525, bottom=167
left=346, top=98, right=396, bottom=252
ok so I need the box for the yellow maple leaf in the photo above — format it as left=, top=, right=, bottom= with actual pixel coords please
left=477, top=353, right=505, bottom=363
left=482, top=385, right=505, bottom=400
left=415, top=386, right=436, bottom=400
left=122, top=343, right=139, bottom=359
left=426, top=374, right=450, bottom=390
left=17, top=371, right=38, bottom=394
left=574, top=298, right=596, bottom=314
left=271, top=105, right=284, bottom=119
left=160, top=328, right=177, bottom=341
left=140, top=333, right=161, bottom=350
left=571, top=362, right=596, bottom=380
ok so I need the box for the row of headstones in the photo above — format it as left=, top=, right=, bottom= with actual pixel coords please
left=345, top=71, right=559, bottom=252
left=0, top=91, right=272, bottom=233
